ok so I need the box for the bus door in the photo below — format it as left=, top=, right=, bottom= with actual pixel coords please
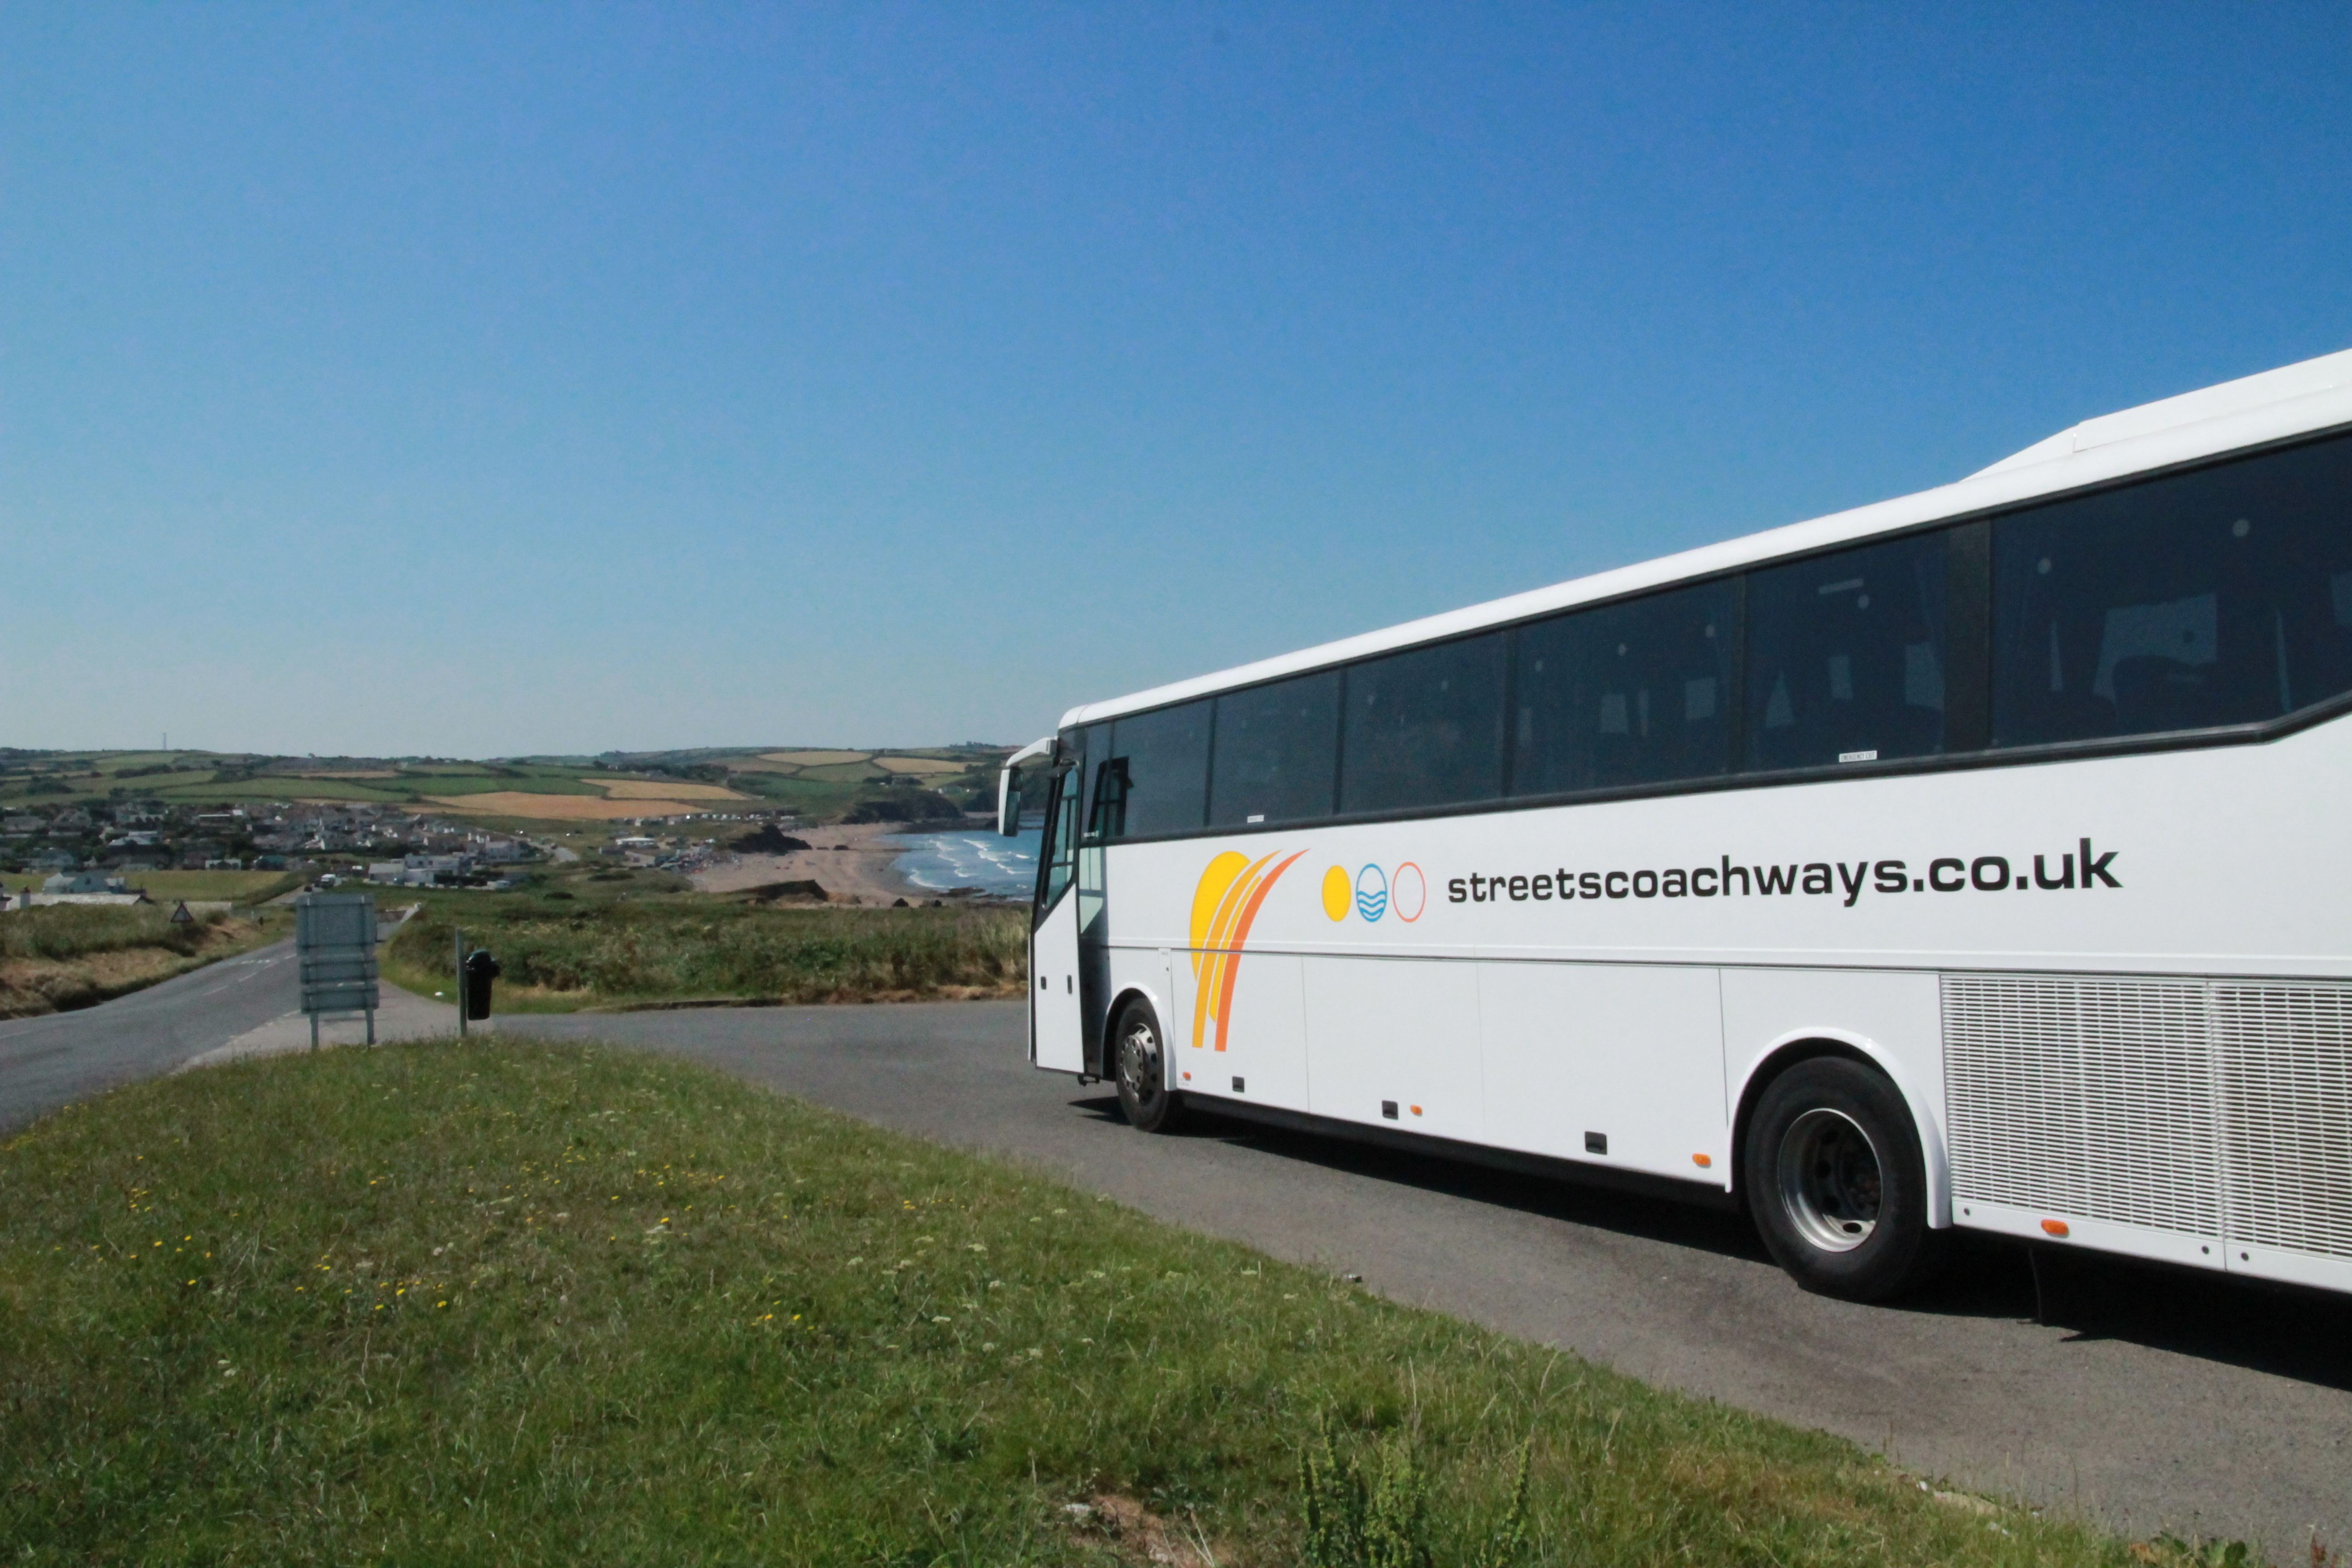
left=1075, top=755, right=1126, bottom=1078
left=1024, top=751, right=1085, bottom=1073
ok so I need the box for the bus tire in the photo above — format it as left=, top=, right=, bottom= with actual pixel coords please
left=1744, top=1056, right=1940, bottom=1302
left=1112, top=999, right=1184, bottom=1133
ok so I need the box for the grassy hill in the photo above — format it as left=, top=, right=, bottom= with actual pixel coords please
left=0, top=745, right=1015, bottom=827
left=0, top=1040, right=2140, bottom=1565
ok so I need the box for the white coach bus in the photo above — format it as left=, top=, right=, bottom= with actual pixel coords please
left=999, top=347, right=2352, bottom=1301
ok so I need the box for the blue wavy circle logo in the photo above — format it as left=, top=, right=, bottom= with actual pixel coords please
left=1354, top=863, right=1388, bottom=922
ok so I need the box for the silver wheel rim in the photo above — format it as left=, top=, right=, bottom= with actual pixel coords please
left=1118, top=1018, right=1160, bottom=1108
left=1776, top=1107, right=1882, bottom=1254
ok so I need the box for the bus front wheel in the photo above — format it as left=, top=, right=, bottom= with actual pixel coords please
left=1744, top=1057, right=1939, bottom=1302
left=1112, top=1000, right=1185, bottom=1133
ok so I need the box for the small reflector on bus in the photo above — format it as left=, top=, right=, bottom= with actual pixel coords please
left=1181, top=1071, right=1191, bottom=1082
left=1409, top=1105, right=1422, bottom=1116
left=1692, top=1153, right=1712, bottom=1168
left=2041, top=1219, right=2070, bottom=1238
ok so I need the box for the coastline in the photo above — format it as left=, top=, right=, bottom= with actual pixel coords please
left=688, top=819, right=1007, bottom=906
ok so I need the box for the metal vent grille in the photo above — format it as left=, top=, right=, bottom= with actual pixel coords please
left=1943, top=975, right=2219, bottom=1235
left=2214, top=985, right=2352, bottom=1259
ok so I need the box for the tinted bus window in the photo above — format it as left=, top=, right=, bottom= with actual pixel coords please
left=1208, top=671, right=1341, bottom=827
left=1037, top=766, right=1079, bottom=911
left=1511, top=580, right=1737, bottom=794
left=1745, top=532, right=1950, bottom=770
left=1339, top=634, right=1505, bottom=814
left=1107, top=701, right=1211, bottom=837
left=1992, top=432, right=2352, bottom=747
left=1074, top=724, right=1111, bottom=839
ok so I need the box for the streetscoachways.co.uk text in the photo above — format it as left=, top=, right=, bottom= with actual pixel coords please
left=1446, top=839, right=2121, bottom=910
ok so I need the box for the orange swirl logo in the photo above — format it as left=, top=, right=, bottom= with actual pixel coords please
left=1189, top=850, right=1306, bottom=1052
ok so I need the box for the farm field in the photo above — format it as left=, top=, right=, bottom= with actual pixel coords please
left=422, top=791, right=731, bottom=820
left=0, top=745, right=1010, bottom=828
left=0, top=1040, right=2142, bottom=1566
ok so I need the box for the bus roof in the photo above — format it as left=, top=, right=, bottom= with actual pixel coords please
left=1062, top=346, right=2352, bottom=731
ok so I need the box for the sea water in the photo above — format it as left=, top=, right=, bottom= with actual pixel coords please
left=886, top=826, right=1041, bottom=897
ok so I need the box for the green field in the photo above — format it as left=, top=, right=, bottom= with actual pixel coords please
left=2, top=870, right=302, bottom=904
left=0, top=1041, right=2159, bottom=1566
left=0, top=746, right=1008, bottom=826
left=385, top=891, right=1027, bottom=1009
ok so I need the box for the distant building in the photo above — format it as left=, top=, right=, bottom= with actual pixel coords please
left=29, top=869, right=146, bottom=906
left=27, top=848, right=78, bottom=872
left=44, top=870, right=129, bottom=895
left=1, top=815, right=42, bottom=837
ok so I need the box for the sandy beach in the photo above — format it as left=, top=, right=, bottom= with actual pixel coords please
left=689, top=821, right=934, bottom=906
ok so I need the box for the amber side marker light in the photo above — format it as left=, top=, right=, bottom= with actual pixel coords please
left=1692, top=1153, right=1713, bottom=1168
left=1408, top=1105, right=1423, bottom=1117
left=2041, top=1219, right=2071, bottom=1238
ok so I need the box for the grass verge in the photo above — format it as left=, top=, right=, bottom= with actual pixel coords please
left=384, top=896, right=1027, bottom=1010
left=0, top=1039, right=2146, bottom=1565
left=0, top=906, right=289, bottom=1019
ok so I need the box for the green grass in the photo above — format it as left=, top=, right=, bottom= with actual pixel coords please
left=383, top=894, right=1029, bottom=1010
left=122, top=870, right=307, bottom=905
left=0, top=1041, right=2155, bottom=1566
left=0, top=903, right=239, bottom=964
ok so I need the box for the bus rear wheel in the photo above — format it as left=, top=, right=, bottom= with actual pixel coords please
left=1112, top=1000, right=1184, bottom=1133
left=1745, top=1056, right=1939, bottom=1302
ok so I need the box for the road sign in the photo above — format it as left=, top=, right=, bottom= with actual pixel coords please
left=169, top=900, right=192, bottom=925
left=296, top=892, right=379, bottom=1048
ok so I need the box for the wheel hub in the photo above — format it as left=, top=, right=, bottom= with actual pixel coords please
left=1776, top=1107, right=1882, bottom=1254
left=1118, top=1020, right=1160, bottom=1106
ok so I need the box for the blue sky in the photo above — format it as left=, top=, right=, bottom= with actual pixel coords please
left=5, top=4, right=2348, bottom=756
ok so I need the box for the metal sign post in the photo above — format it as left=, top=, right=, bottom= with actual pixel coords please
left=296, top=893, right=379, bottom=1049
left=454, top=926, right=466, bottom=1038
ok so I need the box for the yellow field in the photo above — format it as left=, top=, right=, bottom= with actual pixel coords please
left=587, top=779, right=750, bottom=802
left=872, top=756, right=967, bottom=775
left=757, top=750, right=871, bottom=766
left=423, top=794, right=719, bottom=820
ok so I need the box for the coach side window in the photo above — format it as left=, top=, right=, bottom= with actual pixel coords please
left=1106, top=701, right=1211, bottom=837
left=1991, top=430, right=2352, bottom=747
left=1744, top=531, right=1950, bottom=770
left=1208, top=670, right=1341, bottom=827
left=1512, top=579, right=1737, bottom=794
left=1339, top=632, right=1506, bottom=813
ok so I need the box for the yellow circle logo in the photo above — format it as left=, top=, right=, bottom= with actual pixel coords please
left=1321, top=864, right=1351, bottom=921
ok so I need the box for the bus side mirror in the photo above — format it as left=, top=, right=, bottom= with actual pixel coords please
left=997, top=764, right=1023, bottom=838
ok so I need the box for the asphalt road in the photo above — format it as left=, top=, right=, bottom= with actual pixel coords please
left=6, top=965, right=2346, bottom=1552
left=0, top=938, right=299, bottom=1135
